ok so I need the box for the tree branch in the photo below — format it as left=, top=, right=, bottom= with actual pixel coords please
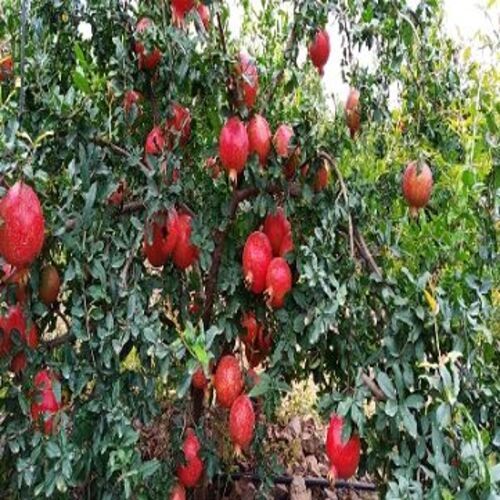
left=361, top=372, right=386, bottom=401
left=353, top=227, right=383, bottom=279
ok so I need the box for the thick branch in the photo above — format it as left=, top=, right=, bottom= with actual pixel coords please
left=361, top=372, right=387, bottom=401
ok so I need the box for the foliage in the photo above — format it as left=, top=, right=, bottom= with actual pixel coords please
left=0, top=0, right=498, bottom=498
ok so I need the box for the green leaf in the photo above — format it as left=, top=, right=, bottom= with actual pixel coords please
left=377, top=372, right=397, bottom=399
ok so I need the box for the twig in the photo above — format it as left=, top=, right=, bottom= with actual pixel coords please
left=353, top=227, right=382, bottom=279
left=43, top=332, right=75, bottom=349
left=120, top=242, right=139, bottom=288
left=361, top=372, right=386, bottom=401
left=319, top=152, right=355, bottom=259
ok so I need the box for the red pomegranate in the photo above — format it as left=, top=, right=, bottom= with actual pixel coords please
left=183, top=428, right=201, bottom=460
left=172, top=214, right=199, bottom=270
left=0, top=182, right=45, bottom=267
left=170, top=483, right=186, bottom=500
left=0, top=54, right=14, bottom=81
left=265, top=257, right=292, bottom=309
left=263, top=209, right=292, bottom=257
left=10, top=323, right=38, bottom=373
left=345, top=88, right=361, bottom=138
left=134, top=18, right=162, bottom=71
left=241, top=311, right=259, bottom=346
left=107, top=180, right=128, bottom=206
left=197, top=3, right=210, bottom=30
left=314, top=162, right=330, bottom=192
left=123, top=90, right=142, bottom=116
left=242, top=231, right=273, bottom=294
left=205, top=156, right=221, bottom=179
left=143, top=210, right=180, bottom=267
left=219, top=117, right=249, bottom=183
left=229, top=394, right=255, bottom=453
left=235, top=52, right=259, bottom=109
left=214, top=355, right=243, bottom=408
left=177, top=455, right=203, bottom=488
left=273, top=124, right=294, bottom=158
left=326, top=414, right=361, bottom=480
left=165, top=102, right=191, bottom=148
left=402, top=160, right=433, bottom=214
left=309, top=29, right=330, bottom=76
left=192, top=366, right=208, bottom=390
left=0, top=304, right=26, bottom=357
left=247, top=114, right=271, bottom=166
left=39, top=265, right=61, bottom=305
left=171, top=0, right=195, bottom=26
left=31, top=369, right=61, bottom=434
left=145, top=126, right=166, bottom=159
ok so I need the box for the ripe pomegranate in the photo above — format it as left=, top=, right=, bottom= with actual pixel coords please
left=402, top=160, right=433, bottom=214
left=273, top=124, right=294, bottom=158
left=144, top=210, right=180, bottom=267
left=242, top=231, right=273, bottom=294
left=134, top=18, right=162, bottom=71
left=229, top=394, right=255, bottom=453
left=145, top=126, right=166, bottom=159
left=345, top=88, right=361, bottom=138
left=326, top=414, right=361, bottom=480
left=265, top=257, right=292, bottom=309
left=214, top=355, right=243, bottom=408
left=219, top=117, right=249, bottom=183
left=183, top=428, right=201, bottom=460
left=0, top=182, right=45, bottom=267
left=31, top=369, right=61, bottom=435
left=122, top=90, right=142, bottom=116
left=314, top=162, right=330, bottom=192
left=192, top=366, right=208, bottom=390
left=247, top=114, right=271, bottom=166
left=39, top=265, right=61, bottom=305
left=263, top=209, right=292, bottom=257
left=171, top=0, right=195, bottom=26
left=309, top=29, right=330, bottom=76
left=177, top=455, right=203, bottom=488
left=10, top=323, right=38, bottom=373
left=172, top=214, right=199, bottom=270
left=241, top=311, right=259, bottom=346
left=170, top=483, right=186, bottom=500
left=0, top=54, right=14, bottom=81
left=0, top=304, right=26, bottom=357
left=197, top=3, right=210, bottom=30
left=165, top=102, right=191, bottom=148
left=107, top=179, right=128, bottom=207
left=235, top=52, right=259, bottom=109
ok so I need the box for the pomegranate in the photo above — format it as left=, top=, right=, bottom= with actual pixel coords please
left=107, top=180, right=128, bottom=206
left=205, top=156, right=221, bottom=179
left=242, top=231, right=272, bottom=294
left=122, top=90, right=142, bottom=116
left=314, top=162, right=330, bottom=192
left=192, top=366, right=208, bottom=390
left=0, top=304, right=26, bottom=357
left=39, top=265, right=61, bottom=305
left=197, top=3, right=210, bottom=30
left=241, top=311, right=259, bottom=347
left=345, top=88, right=361, bottom=138
left=10, top=323, right=38, bottom=373
left=309, top=29, right=330, bottom=76
left=246, top=368, right=260, bottom=390
left=283, top=146, right=301, bottom=180
left=177, top=455, right=203, bottom=488
left=31, top=369, right=61, bottom=434
left=325, top=414, right=361, bottom=480
left=265, top=257, right=292, bottom=309
left=235, top=52, right=259, bottom=109
left=214, top=355, right=243, bottom=408
left=145, top=126, right=166, bottom=159
left=165, top=102, right=191, bottom=148
left=0, top=182, right=45, bottom=267
left=229, top=394, right=255, bottom=453
left=247, top=114, right=271, bottom=166
left=183, top=428, right=201, bottom=461
left=402, top=160, right=433, bottom=214
left=219, top=117, right=249, bottom=183
left=171, top=0, right=195, bottom=26
left=144, top=210, right=180, bottom=267
left=273, top=124, right=294, bottom=158
left=172, top=214, right=199, bottom=270
left=170, top=483, right=186, bottom=500
left=134, top=18, right=162, bottom=71
left=0, top=54, right=14, bottom=81
left=263, top=209, right=292, bottom=257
